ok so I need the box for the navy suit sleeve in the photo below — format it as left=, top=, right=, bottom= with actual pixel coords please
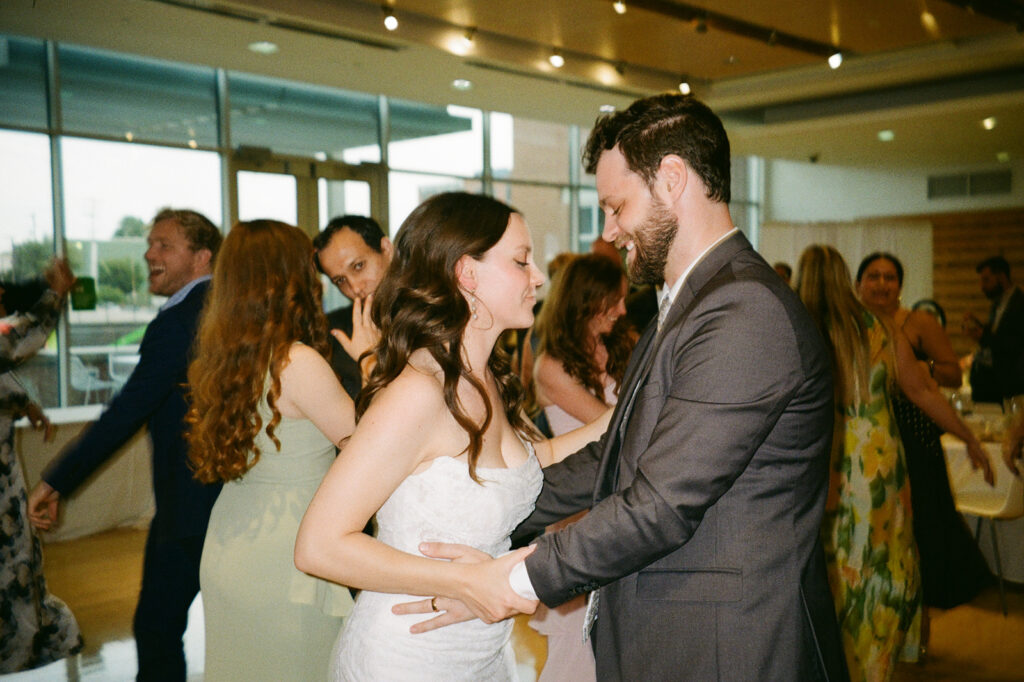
left=44, top=309, right=191, bottom=497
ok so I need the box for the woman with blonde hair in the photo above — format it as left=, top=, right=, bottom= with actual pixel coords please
left=797, top=244, right=991, bottom=682
left=295, top=192, right=610, bottom=681
left=187, top=220, right=355, bottom=681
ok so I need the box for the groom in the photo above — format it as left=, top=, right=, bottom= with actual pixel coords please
left=412, top=95, right=848, bottom=680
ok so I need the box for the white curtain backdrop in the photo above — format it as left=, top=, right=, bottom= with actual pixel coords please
left=758, top=219, right=933, bottom=308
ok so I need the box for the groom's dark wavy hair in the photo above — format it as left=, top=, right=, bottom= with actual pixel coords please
left=357, top=192, right=536, bottom=483
left=583, top=93, right=731, bottom=203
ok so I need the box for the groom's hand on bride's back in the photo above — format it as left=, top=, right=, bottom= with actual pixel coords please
left=391, top=542, right=538, bottom=632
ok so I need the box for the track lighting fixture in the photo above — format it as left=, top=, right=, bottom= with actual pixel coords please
left=382, top=6, right=398, bottom=31
left=461, top=27, right=476, bottom=47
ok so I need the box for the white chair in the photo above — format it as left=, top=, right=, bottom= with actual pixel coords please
left=70, top=355, right=120, bottom=404
left=945, top=435, right=1024, bottom=615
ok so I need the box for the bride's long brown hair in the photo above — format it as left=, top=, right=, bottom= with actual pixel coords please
left=186, top=220, right=329, bottom=483
left=358, top=192, right=535, bottom=482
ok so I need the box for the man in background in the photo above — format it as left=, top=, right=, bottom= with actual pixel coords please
left=29, top=208, right=222, bottom=682
left=312, top=215, right=391, bottom=400
left=964, top=255, right=1024, bottom=403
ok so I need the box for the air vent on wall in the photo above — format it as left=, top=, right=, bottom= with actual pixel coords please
left=927, top=170, right=1011, bottom=199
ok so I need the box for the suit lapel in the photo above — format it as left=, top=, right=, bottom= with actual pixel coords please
left=592, top=232, right=753, bottom=501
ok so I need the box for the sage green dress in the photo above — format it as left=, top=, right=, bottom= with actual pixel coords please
left=200, top=383, right=353, bottom=681
left=822, top=311, right=921, bottom=682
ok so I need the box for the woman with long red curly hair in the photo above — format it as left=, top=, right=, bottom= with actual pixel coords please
left=187, top=219, right=355, bottom=681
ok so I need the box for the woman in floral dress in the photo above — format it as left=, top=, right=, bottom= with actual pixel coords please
left=0, top=260, right=82, bottom=672
left=796, top=245, right=990, bottom=681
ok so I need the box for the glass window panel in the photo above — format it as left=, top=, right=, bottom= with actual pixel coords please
left=578, top=126, right=596, bottom=186
left=0, top=129, right=58, bottom=406
left=59, top=43, right=217, bottom=147
left=576, top=187, right=604, bottom=253
left=61, top=137, right=221, bottom=405
left=490, top=113, right=569, bottom=183
left=388, top=172, right=481, bottom=233
left=237, top=171, right=297, bottom=224
left=492, top=183, right=572, bottom=279
left=388, top=100, right=482, bottom=177
left=229, top=72, right=380, bottom=162
left=0, top=35, right=48, bottom=129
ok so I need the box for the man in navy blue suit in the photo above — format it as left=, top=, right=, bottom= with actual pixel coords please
left=28, top=208, right=223, bottom=682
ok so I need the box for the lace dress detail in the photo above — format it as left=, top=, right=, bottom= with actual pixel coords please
left=331, top=442, right=542, bottom=681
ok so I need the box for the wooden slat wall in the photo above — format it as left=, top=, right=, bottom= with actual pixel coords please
left=930, top=208, right=1024, bottom=357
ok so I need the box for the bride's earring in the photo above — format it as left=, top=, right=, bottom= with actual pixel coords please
left=469, top=292, right=478, bottom=320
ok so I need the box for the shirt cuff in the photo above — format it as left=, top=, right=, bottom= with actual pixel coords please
left=509, top=560, right=538, bottom=600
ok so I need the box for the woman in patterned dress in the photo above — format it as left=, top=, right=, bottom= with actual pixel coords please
left=0, top=260, right=82, bottom=672
left=796, top=245, right=991, bottom=681
left=856, top=252, right=992, bottom=615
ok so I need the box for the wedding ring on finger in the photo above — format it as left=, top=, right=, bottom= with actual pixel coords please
left=430, top=596, right=439, bottom=612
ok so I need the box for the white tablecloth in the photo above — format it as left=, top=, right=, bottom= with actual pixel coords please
left=15, top=406, right=154, bottom=543
left=942, top=433, right=1024, bottom=583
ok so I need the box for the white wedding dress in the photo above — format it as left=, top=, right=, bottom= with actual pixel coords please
left=330, top=442, right=543, bottom=681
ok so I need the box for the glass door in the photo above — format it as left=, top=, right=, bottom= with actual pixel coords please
left=228, top=151, right=387, bottom=240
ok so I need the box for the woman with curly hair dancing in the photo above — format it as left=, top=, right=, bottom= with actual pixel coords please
left=295, top=192, right=610, bottom=681
left=187, top=220, right=355, bottom=681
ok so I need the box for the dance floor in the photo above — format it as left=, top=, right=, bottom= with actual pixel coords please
left=6, top=526, right=1023, bottom=681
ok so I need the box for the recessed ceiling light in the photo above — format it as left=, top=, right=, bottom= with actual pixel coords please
left=613, top=1, right=627, bottom=14
left=997, top=151, right=1011, bottom=163
left=247, top=41, right=279, bottom=55
left=982, top=116, right=997, bottom=130
left=877, top=130, right=894, bottom=142
left=451, top=78, right=473, bottom=91
left=599, top=104, right=616, bottom=113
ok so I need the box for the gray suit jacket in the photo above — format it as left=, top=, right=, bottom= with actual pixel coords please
left=515, top=233, right=847, bottom=681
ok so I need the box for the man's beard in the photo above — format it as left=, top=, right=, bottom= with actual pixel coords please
left=627, top=198, right=678, bottom=286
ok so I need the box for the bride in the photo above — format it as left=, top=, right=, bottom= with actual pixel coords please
left=294, top=192, right=610, bottom=681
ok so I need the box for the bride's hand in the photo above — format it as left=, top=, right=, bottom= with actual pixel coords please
left=391, top=596, right=475, bottom=633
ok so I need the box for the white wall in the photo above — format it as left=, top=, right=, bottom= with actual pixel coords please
left=765, top=159, right=1024, bottom=223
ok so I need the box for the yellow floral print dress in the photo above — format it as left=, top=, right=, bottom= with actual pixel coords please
left=822, top=311, right=921, bottom=682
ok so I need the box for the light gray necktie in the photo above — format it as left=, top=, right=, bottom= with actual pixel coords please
left=657, top=291, right=672, bottom=331
left=582, top=590, right=599, bottom=643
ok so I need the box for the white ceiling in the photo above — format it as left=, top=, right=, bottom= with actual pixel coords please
left=2, top=0, right=1023, bottom=170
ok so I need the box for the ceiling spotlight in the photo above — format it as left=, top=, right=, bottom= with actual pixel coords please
left=549, top=49, right=564, bottom=68
left=678, top=80, right=691, bottom=95
left=920, top=11, right=939, bottom=36
left=982, top=116, right=997, bottom=130
left=461, top=27, right=476, bottom=47
left=767, top=30, right=778, bottom=46
left=877, top=129, right=894, bottom=142
left=382, top=6, right=398, bottom=31
left=451, top=78, right=473, bottom=91
left=247, top=40, right=279, bottom=55
left=828, top=52, right=843, bottom=69
left=695, top=15, right=708, bottom=33
left=614, top=61, right=626, bottom=76
left=613, top=1, right=627, bottom=14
